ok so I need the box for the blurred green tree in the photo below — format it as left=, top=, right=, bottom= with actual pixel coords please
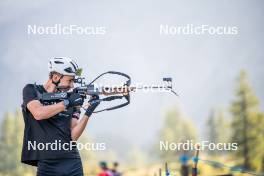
left=230, top=70, right=264, bottom=171
left=78, top=134, right=99, bottom=175
left=206, top=108, right=230, bottom=155
left=127, top=147, right=148, bottom=169
left=0, top=112, right=16, bottom=175
left=156, top=106, right=197, bottom=161
left=0, top=110, right=35, bottom=176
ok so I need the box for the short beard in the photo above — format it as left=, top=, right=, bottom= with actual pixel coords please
left=56, top=86, right=71, bottom=92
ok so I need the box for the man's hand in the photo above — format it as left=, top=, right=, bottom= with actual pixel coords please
left=84, top=95, right=100, bottom=117
left=67, top=93, right=84, bottom=108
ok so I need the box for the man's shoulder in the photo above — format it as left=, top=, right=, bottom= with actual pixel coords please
left=22, top=84, right=39, bottom=109
left=23, top=83, right=35, bottom=89
left=22, top=84, right=38, bottom=95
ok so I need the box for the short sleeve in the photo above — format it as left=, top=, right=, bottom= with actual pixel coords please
left=22, top=84, right=38, bottom=108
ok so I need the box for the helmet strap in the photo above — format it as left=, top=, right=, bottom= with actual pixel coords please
left=52, top=75, right=64, bottom=91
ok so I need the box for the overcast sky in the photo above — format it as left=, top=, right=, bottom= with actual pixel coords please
left=1, top=0, right=264, bottom=158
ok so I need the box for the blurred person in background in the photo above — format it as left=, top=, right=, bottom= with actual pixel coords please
left=98, top=161, right=113, bottom=176
left=111, top=162, right=122, bottom=176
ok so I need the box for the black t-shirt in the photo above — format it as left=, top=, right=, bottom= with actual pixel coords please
left=21, top=84, right=80, bottom=166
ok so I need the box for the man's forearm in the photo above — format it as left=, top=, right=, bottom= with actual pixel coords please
left=71, top=100, right=99, bottom=141
left=30, top=101, right=65, bottom=120
left=71, top=115, right=90, bottom=141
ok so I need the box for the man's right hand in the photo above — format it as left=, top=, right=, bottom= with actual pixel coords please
left=67, top=93, right=84, bottom=108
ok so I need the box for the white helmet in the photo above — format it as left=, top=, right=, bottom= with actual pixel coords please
left=48, top=57, right=81, bottom=76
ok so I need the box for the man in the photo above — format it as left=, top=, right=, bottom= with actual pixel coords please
left=98, top=161, right=113, bottom=176
left=111, top=162, right=122, bottom=176
left=21, top=57, right=99, bottom=176
left=179, top=151, right=190, bottom=176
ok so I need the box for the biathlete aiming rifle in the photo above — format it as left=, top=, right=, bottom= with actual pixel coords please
left=38, top=71, right=178, bottom=113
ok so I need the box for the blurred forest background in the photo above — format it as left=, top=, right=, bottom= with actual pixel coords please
left=0, top=70, right=263, bottom=176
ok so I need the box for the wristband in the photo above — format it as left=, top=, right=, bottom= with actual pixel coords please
left=84, top=102, right=100, bottom=117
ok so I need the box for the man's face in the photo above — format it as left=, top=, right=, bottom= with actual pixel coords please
left=52, top=73, right=75, bottom=91
left=60, top=75, right=75, bottom=90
